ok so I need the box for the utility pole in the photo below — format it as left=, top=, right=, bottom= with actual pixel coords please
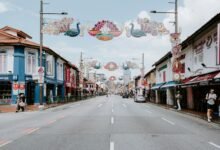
left=39, top=0, right=44, bottom=107
left=79, top=52, right=84, bottom=99
left=38, top=0, right=67, bottom=107
left=175, top=0, right=178, bottom=33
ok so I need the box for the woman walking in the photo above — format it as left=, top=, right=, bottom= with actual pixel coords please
left=206, top=89, right=217, bottom=122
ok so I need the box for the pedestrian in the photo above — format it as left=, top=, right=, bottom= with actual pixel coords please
left=206, top=89, right=217, bottom=122
left=16, top=93, right=25, bottom=112
left=175, top=91, right=182, bottom=110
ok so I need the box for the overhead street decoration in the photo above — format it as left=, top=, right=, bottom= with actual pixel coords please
left=104, top=62, right=118, bottom=71
left=88, top=20, right=123, bottom=41
left=42, top=17, right=74, bottom=35
left=42, top=14, right=169, bottom=40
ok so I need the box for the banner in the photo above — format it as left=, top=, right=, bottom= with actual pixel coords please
left=42, top=17, right=74, bottom=35
left=88, top=20, right=123, bottom=41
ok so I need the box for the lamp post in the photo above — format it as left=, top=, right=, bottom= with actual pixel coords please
left=150, top=0, right=178, bottom=33
left=39, top=0, right=68, bottom=107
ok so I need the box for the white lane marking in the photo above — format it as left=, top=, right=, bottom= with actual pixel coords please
left=110, top=141, right=114, bottom=150
left=112, top=104, right=114, bottom=108
left=24, top=128, right=39, bottom=134
left=122, top=104, right=127, bottom=108
left=47, top=120, right=57, bottom=125
left=146, top=110, right=152, bottom=114
left=111, top=117, right=114, bottom=124
left=209, top=142, right=220, bottom=149
left=161, top=117, right=175, bottom=125
left=58, top=115, right=65, bottom=120
left=0, top=140, right=12, bottom=148
left=98, top=104, right=103, bottom=108
left=112, top=109, right=114, bottom=113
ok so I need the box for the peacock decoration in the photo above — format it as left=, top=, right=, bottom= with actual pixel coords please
left=88, top=20, right=123, bottom=41
left=130, top=23, right=146, bottom=38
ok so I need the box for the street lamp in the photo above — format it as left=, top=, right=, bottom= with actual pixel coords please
left=201, top=63, right=220, bottom=70
left=39, top=0, right=68, bottom=107
left=150, top=0, right=178, bottom=33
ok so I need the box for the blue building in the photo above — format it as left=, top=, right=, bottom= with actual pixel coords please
left=0, top=26, right=66, bottom=105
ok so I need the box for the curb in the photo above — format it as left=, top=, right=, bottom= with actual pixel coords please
left=148, top=102, right=220, bottom=125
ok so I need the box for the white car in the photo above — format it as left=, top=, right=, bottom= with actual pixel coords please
left=134, top=95, right=145, bottom=103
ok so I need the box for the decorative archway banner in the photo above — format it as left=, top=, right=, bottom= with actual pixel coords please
left=104, top=62, right=118, bottom=71
left=88, top=20, right=123, bottom=41
left=42, top=14, right=170, bottom=41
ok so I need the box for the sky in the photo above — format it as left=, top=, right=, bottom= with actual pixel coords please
left=0, top=0, right=220, bottom=81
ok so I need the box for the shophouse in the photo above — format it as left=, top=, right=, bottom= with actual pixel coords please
left=0, top=26, right=71, bottom=105
left=180, top=13, right=220, bottom=115
left=144, top=68, right=156, bottom=102
left=151, top=51, right=180, bottom=105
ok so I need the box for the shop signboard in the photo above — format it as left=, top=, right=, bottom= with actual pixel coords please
left=13, top=82, right=19, bottom=95
left=19, top=82, right=25, bottom=94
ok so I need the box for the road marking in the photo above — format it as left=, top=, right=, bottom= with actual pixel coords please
left=24, top=128, right=39, bottom=134
left=0, top=140, right=12, bottom=148
left=112, top=109, right=114, bottom=113
left=47, top=120, right=57, bottom=125
left=161, top=117, right=175, bottom=125
left=122, top=104, right=127, bottom=108
left=110, top=141, right=114, bottom=150
left=209, top=142, right=220, bottom=149
left=98, top=104, right=102, bottom=107
left=112, top=104, right=114, bottom=108
left=111, top=117, right=114, bottom=124
left=58, top=115, right=65, bottom=120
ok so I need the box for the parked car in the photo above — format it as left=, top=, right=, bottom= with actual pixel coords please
left=134, top=94, right=145, bottom=103
left=122, top=93, right=129, bottom=98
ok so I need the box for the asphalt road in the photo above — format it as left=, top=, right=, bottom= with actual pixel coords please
left=0, top=95, right=220, bottom=150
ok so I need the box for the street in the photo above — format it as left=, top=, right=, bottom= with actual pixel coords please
left=0, top=95, right=220, bottom=150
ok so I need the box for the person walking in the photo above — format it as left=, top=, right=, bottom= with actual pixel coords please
left=206, top=89, right=217, bottom=122
left=175, top=91, right=182, bottom=111
left=16, top=93, right=25, bottom=112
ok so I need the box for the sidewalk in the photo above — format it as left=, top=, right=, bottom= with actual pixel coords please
left=149, top=102, right=220, bottom=125
left=0, top=103, right=63, bottom=113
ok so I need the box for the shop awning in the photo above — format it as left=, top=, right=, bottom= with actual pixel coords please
left=189, top=72, right=219, bottom=84
left=160, top=81, right=179, bottom=89
left=214, top=72, right=220, bottom=79
left=151, top=82, right=165, bottom=90
left=181, top=71, right=219, bottom=87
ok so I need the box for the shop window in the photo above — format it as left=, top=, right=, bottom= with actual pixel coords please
left=0, top=51, right=7, bottom=73
left=46, top=55, right=54, bottom=76
left=198, top=53, right=203, bottom=63
left=163, top=71, right=166, bottom=82
left=181, top=63, right=185, bottom=73
left=57, top=62, right=63, bottom=80
left=0, top=82, right=12, bottom=104
left=26, top=52, right=36, bottom=74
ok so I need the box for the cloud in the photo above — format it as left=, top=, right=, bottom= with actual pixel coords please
left=138, top=11, right=151, bottom=20
left=163, top=0, right=220, bottom=40
left=49, top=0, right=220, bottom=80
